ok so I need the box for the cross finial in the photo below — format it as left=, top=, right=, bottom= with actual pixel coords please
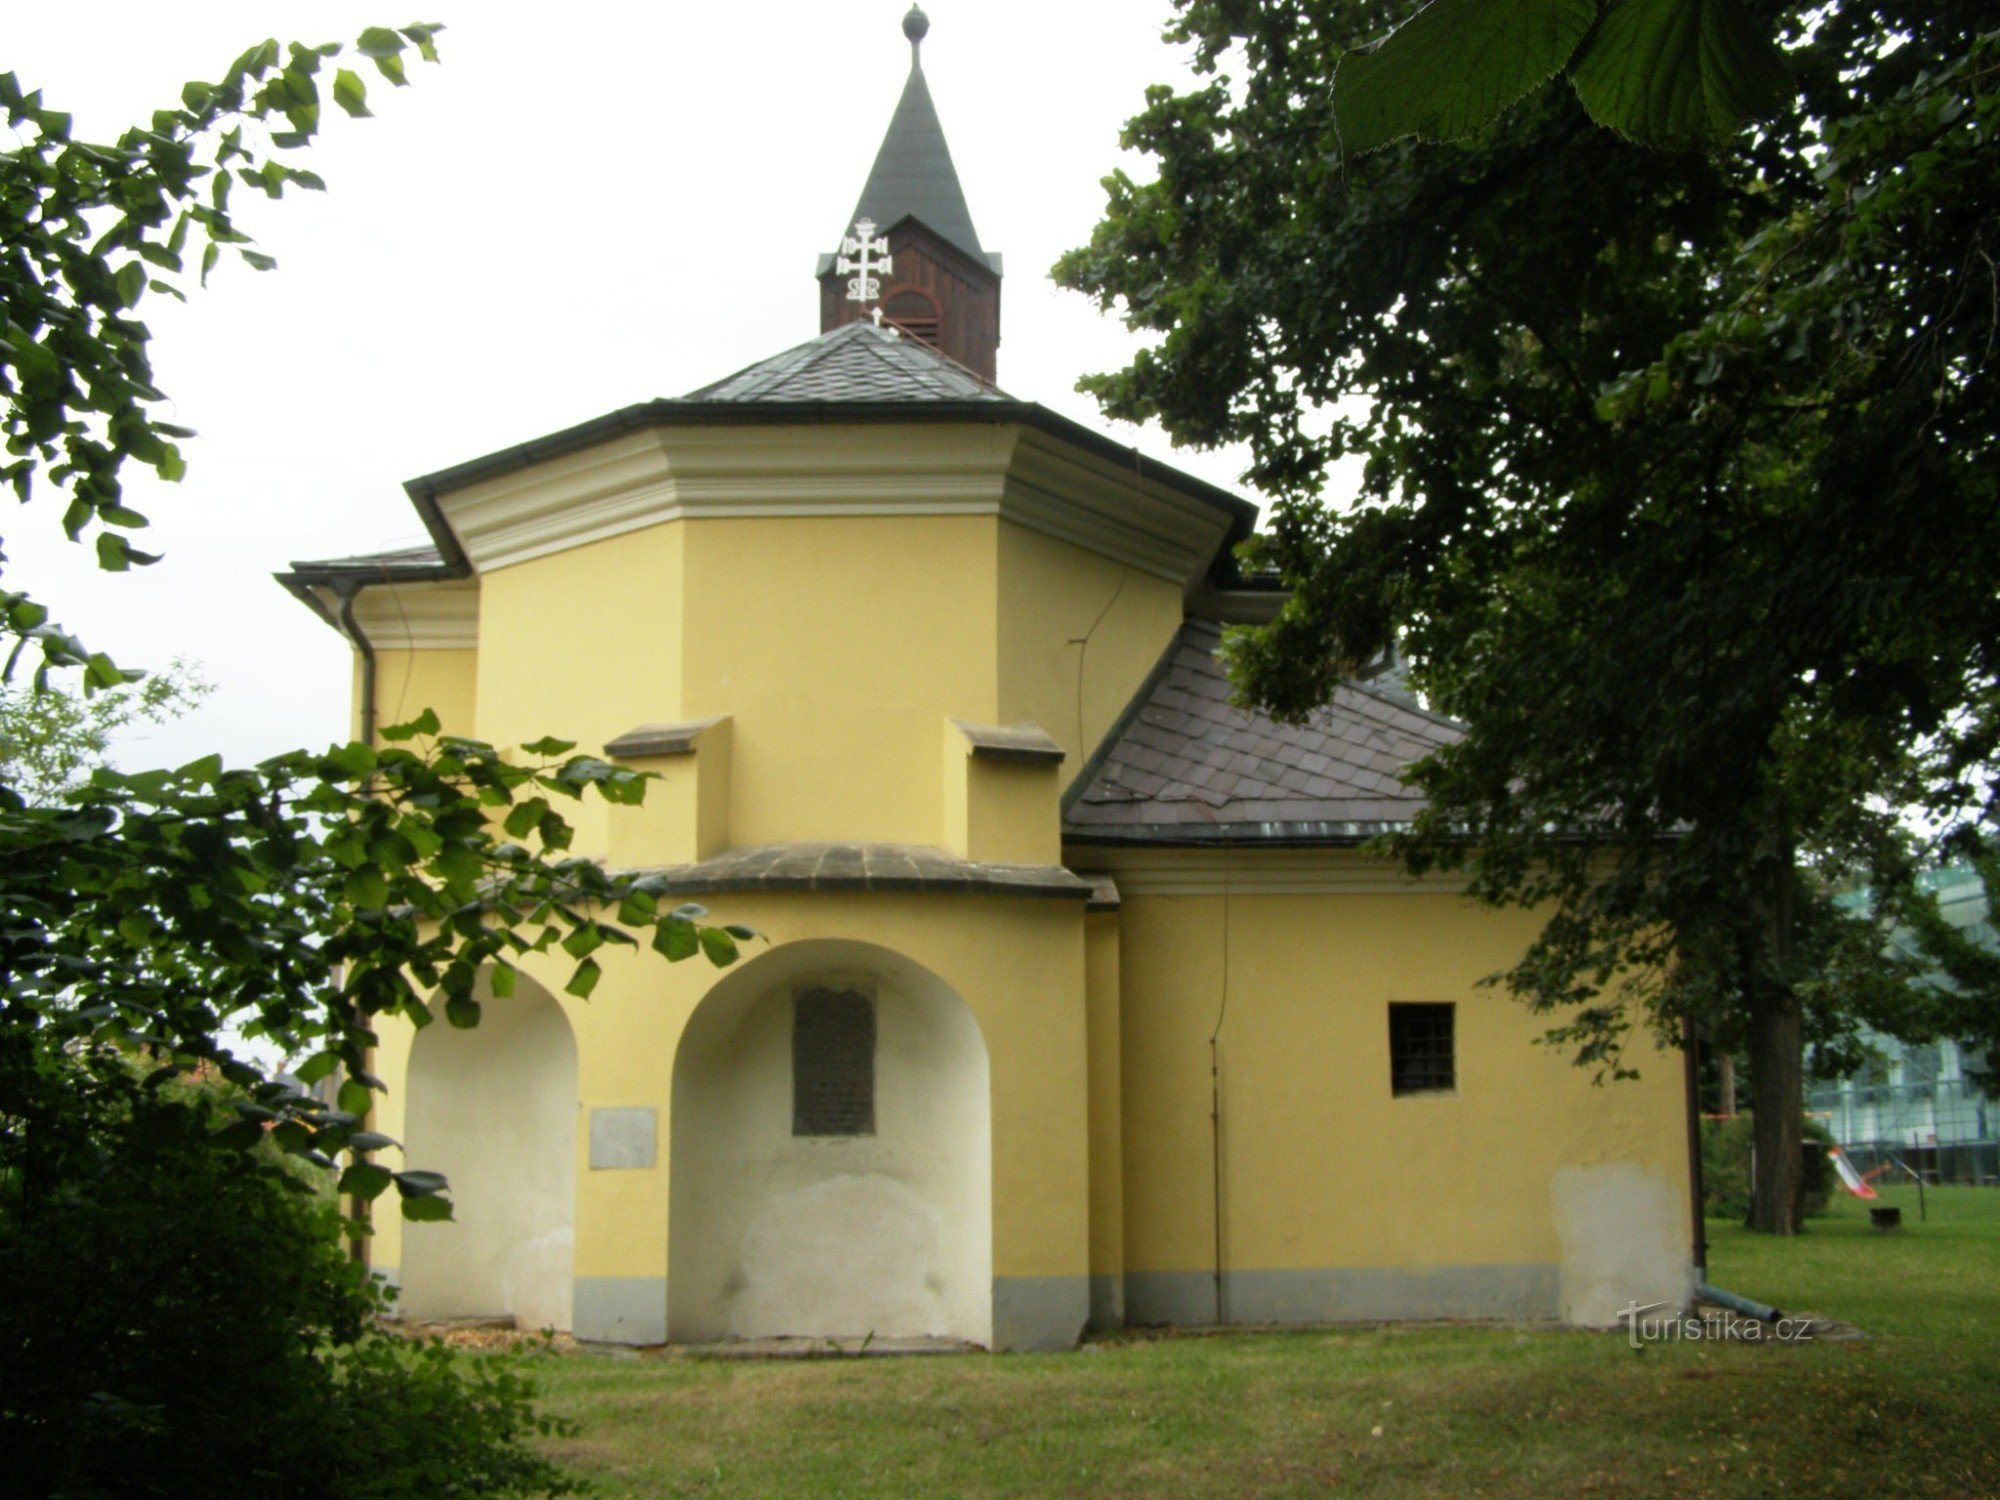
left=837, top=217, right=893, bottom=306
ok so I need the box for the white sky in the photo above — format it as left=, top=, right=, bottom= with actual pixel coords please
left=9, top=1, right=1260, bottom=771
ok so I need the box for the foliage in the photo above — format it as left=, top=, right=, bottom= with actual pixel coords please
left=1700, top=1111, right=1831, bottom=1222
left=0, top=1063, right=579, bottom=1498
left=1333, top=0, right=1793, bottom=154
left=3, top=706, right=753, bottom=1224
left=1058, top=0, right=2000, bottom=1231
left=1, top=23, right=438, bottom=687
left=0, top=657, right=208, bottom=802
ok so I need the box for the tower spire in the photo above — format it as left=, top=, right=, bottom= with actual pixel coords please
left=817, top=7, right=1004, bottom=380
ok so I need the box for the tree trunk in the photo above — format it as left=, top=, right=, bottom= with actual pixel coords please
left=1745, top=984, right=1804, bottom=1233
left=1717, top=1051, right=1737, bottom=1117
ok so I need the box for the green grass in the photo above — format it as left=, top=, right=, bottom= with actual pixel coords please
left=507, top=1186, right=2000, bottom=1497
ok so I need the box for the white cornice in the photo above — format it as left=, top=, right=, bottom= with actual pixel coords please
left=1070, top=845, right=1474, bottom=897
left=1003, top=427, right=1239, bottom=590
left=434, top=422, right=1239, bottom=584
left=319, top=579, right=480, bottom=650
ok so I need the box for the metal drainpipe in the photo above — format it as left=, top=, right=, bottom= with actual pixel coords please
left=336, top=582, right=378, bottom=755
left=334, top=582, right=377, bottom=1269
left=1684, top=1019, right=1782, bottom=1322
left=1683, top=1018, right=1707, bottom=1288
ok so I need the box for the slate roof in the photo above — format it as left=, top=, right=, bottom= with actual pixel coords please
left=844, top=43, right=993, bottom=271
left=1062, top=621, right=1463, bottom=844
left=618, top=841, right=1094, bottom=900
left=685, top=320, right=1006, bottom=404
left=283, top=541, right=450, bottom=578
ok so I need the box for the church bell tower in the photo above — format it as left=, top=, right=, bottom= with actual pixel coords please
left=817, top=7, right=1003, bottom=381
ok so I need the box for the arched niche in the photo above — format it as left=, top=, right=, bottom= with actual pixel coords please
left=669, top=939, right=992, bottom=1345
left=401, top=971, right=579, bottom=1331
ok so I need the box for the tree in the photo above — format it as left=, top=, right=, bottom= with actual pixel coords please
left=1058, top=0, right=2000, bottom=1232
left=0, top=657, right=208, bottom=801
left=1, top=30, right=748, bottom=1488
left=1328, top=0, right=1793, bottom=154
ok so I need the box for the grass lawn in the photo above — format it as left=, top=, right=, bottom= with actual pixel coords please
left=508, top=1185, right=1998, bottom=1497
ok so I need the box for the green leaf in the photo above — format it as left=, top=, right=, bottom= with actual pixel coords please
left=521, top=736, right=576, bottom=757
left=699, top=927, right=740, bottom=967
left=337, top=1076, right=374, bottom=1116
left=489, top=963, right=517, bottom=999
left=210, top=1119, right=265, bottom=1151
left=114, top=260, right=147, bottom=308
left=654, top=917, right=699, bottom=961
left=1568, top=0, right=1793, bottom=147
left=400, top=1193, right=454, bottom=1222
left=565, top=956, right=602, bottom=999
left=339, top=1160, right=394, bottom=1198
left=381, top=707, right=440, bottom=742
left=332, top=67, right=370, bottom=118
left=343, top=865, right=388, bottom=909
left=1333, top=0, right=1598, bottom=155
left=394, top=1168, right=449, bottom=1196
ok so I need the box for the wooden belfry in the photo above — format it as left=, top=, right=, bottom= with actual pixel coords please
left=817, top=6, right=1002, bottom=382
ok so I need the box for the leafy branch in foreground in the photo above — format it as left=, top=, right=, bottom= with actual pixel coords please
left=1, top=709, right=752, bottom=1226
left=1, top=23, right=439, bottom=686
left=1329, top=0, right=1793, bottom=155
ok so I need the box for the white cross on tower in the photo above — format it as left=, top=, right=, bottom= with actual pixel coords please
left=837, top=218, right=893, bottom=306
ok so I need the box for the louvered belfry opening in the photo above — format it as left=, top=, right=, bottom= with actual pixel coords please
left=882, top=287, right=941, bottom=347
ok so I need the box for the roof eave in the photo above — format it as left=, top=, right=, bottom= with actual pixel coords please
left=399, top=398, right=1257, bottom=575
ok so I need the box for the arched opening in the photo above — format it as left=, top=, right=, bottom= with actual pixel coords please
left=669, top=940, right=992, bottom=1345
left=401, top=971, right=578, bottom=1331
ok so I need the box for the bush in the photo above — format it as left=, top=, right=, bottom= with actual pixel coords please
left=1701, top=1112, right=1835, bottom=1224
left=0, top=1060, right=580, bottom=1499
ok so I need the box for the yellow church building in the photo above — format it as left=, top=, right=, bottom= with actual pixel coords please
left=280, top=8, right=1694, bottom=1352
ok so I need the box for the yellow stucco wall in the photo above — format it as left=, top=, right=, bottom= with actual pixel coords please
left=374, top=892, right=1090, bottom=1295
left=1110, top=862, right=1691, bottom=1287
left=353, top=647, right=478, bottom=744
left=996, top=522, right=1183, bottom=781
left=679, top=515, right=1000, bottom=849
left=1084, top=910, right=1124, bottom=1302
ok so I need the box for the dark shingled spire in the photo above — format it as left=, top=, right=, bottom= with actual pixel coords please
left=845, top=7, right=993, bottom=269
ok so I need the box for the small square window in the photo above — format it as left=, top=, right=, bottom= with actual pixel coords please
left=1389, top=1003, right=1455, bottom=1096
left=793, top=985, right=875, bottom=1136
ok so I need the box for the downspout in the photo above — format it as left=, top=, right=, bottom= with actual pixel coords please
left=1686, top=1020, right=1782, bottom=1322
left=336, top=582, right=379, bottom=755
left=1683, top=1018, right=1706, bottom=1290
left=334, top=581, right=377, bottom=1269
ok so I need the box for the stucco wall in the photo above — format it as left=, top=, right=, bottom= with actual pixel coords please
left=678, top=514, right=1001, bottom=849
left=1102, top=850, right=1691, bottom=1326
left=668, top=940, right=991, bottom=1343
left=354, top=646, right=477, bottom=744
left=995, top=522, right=1184, bottom=781
left=399, top=976, right=580, bottom=1331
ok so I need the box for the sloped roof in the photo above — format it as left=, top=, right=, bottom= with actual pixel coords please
left=283, top=541, right=450, bottom=578
left=686, top=320, right=1005, bottom=403
left=845, top=50, right=992, bottom=271
left=1063, top=622, right=1463, bottom=844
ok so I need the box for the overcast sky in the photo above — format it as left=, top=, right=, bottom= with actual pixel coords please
left=10, top=1, right=1260, bottom=771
